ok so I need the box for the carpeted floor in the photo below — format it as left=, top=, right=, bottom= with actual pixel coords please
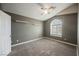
left=8, top=38, right=77, bottom=56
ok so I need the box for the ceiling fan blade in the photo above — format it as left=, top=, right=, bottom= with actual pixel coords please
left=37, top=3, right=45, bottom=8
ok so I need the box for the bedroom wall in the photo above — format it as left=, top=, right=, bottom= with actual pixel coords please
left=0, top=4, right=1, bottom=10
left=5, top=12, right=43, bottom=45
left=44, top=13, right=77, bottom=44
left=77, top=4, right=79, bottom=56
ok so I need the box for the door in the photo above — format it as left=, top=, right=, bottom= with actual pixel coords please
left=0, top=10, right=11, bottom=56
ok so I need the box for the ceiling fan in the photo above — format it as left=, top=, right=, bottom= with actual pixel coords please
left=37, top=3, right=56, bottom=15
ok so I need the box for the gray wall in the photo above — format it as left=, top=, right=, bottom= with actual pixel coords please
left=6, top=12, right=43, bottom=45
left=0, top=4, right=1, bottom=9
left=77, top=4, right=79, bottom=56
left=44, top=13, right=77, bottom=44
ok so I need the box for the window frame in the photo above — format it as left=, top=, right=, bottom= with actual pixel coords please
left=50, top=19, right=62, bottom=37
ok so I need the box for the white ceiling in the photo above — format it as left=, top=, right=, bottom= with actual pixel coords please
left=1, top=3, right=73, bottom=21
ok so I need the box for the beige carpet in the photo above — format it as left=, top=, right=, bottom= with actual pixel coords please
left=8, top=38, right=77, bottom=56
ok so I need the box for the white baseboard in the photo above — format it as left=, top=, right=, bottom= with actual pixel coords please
left=11, top=37, right=42, bottom=47
left=11, top=37, right=77, bottom=47
left=43, top=37, right=77, bottom=47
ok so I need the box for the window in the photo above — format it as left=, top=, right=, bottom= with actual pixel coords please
left=50, top=19, right=62, bottom=37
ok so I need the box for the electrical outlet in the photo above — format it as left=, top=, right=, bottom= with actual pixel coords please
left=17, top=40, right=19, bottom=43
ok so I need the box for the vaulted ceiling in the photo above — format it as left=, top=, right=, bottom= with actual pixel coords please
left=1, top=3, right=73, bottom=21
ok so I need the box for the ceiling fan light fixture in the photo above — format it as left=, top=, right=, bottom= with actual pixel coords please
left=44, top=10, right=48, bottom=14
left=41, top=6, right=56, bottom=15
